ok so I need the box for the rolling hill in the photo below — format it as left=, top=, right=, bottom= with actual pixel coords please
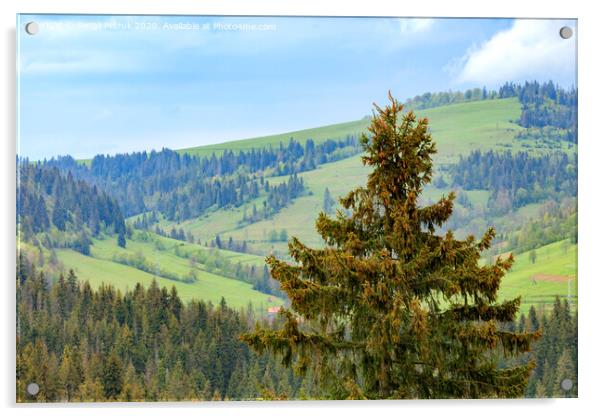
left=166, top=96, right=577, bottom=312
left=20, top=231, right=281, bottom=312
left=180, top=98, right=526, bottom=162
left=499, top=239, right=577, bottom=313
left=24, top=95, right=577, bottom=314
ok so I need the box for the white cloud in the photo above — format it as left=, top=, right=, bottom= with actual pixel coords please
left=452, top=20, right=576, bottom=86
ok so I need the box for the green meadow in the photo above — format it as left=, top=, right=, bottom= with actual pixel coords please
left=48, top=233, right=281, bottom=311
left=498, top=239, right=577, bottom=314
left=180, top=98, right=526, bottom=160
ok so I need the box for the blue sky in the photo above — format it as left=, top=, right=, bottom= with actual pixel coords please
left=17, top=15, right=577, bottom=160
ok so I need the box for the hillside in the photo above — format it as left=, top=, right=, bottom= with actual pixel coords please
left=21, top=92, right=577, bottom=314
left=162, top=96, right=577, bottom=313
left=498, top=239, right=577, bottom=313
left=162, top=97, right=575, bottom=253
left=179, top=118, right=370, bottom=158
left=181, top=98, right=530, bottom=161
left=20, top=231, right=281, bottom=311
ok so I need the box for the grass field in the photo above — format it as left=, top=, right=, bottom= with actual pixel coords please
left=180, top=98, right=528, bottom=162
left=179, top=118, right=372, bottom=158
left=498, top=239, right=577, bottom=314
left=32, top=231, right=282, bottom=312
left=156, top=203, right=268, bottom=247
left=92, top=232, right=265, bottom=272
left=188, top=156, right=540, bottom=257
left=220, top=155, right=369, bottom=254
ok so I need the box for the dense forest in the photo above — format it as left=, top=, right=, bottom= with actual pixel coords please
left=451, top=150, right=577, bottom=215
left=16, top=260, right=305, bottom=402
left=43, top=136, right=360, bottom=222
left=502, top=299, right=577, bottom=398
left=16, top=261, right=576, bottom=402
left=515, top=82, right=577, bottom=130
left=506, top=81, right=577, bottom=144
left=17, top=163, right=126, bottom=252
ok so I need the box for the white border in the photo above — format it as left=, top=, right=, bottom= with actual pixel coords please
left=2, top=1, right=601, bottom=415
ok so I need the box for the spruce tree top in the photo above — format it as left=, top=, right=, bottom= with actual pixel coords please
left=243, top=92, right=540, bottom=399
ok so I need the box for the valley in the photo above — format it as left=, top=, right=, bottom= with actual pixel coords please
left=18, top=86, right=578, bottom=316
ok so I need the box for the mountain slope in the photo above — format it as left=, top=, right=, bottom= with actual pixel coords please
left=28, top=93, right=576, bottom=314
left=179, top=98, right=528, bottom=163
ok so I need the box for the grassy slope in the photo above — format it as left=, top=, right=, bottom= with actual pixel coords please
left=91, top=233, right=264, bottom=273
left=178, top=97, right=567, bottom=250
left=499, top=239, right=577, bottom=314
left=180, top=98, right=528, bottom=162
left=179, top=118, right=371, bottom=158
left=157, top=204, right=266, bottom=247
left=50, top=233, right=280, bottom=311
left=221, top=155, right=369, bottom=253
left=174, top=98, right=525, bottom=245
left=214, top=161, right=546, bottom=256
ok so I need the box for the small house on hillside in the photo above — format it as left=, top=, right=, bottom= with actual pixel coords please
left=267, top=306, right=282, bottom=315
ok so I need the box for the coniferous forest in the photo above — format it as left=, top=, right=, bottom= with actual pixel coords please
left=41, top=136, right=359, bottom=221
left=452, top=150, right=577, bottom=214
left=17, top=84, right=578, bottom=402
left=17, top=259, right=305, bottom=402
left=17, top=258, right=576, bottom=401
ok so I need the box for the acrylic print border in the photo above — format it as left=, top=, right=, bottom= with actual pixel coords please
left=15, top=13, right=577, bottom=404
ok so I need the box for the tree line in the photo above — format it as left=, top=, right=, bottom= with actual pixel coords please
left=502, top=299, right=577, bottom=398
left=16, top=253, right=577, bottom=402
left=43, top=136, right=359, bottom=222
left=241, top=174, right=305, bottom=225
left=503, top=80, right=577, bottom=143
left=451, top=150, right=577, bottom=216
left=404, top=86, right=496, bottom=110
left=17, top=162, right=126, bottom=251
left=16, top=259, right=302, bottom=402
left=404, top=81, right=577, bottom=145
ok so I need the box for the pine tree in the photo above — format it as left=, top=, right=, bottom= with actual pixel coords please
left=323, top=187, right=335, bottom=214
left=118, top=229, right=126, bottom=248
left=535, top=380, right=547, bottom=398
left=201, top=379, right=213, bottom=401
left=58, top=345, right=84, bottom=400
left=102, top=351, right=124, bottom=400
left=242, top=93, right=540, bottom=399
left=279, top=229, right=288, bottom=242
left=540, top=360, right=554, bottom=397
left=529, top=249, right=537, bottom=264
left=77, top=377, right=105, bottom=401
left=553, top=348, right=576, bottom=398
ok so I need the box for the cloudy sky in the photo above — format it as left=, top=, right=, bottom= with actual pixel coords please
left=17, top=15, right=577, bottom=160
